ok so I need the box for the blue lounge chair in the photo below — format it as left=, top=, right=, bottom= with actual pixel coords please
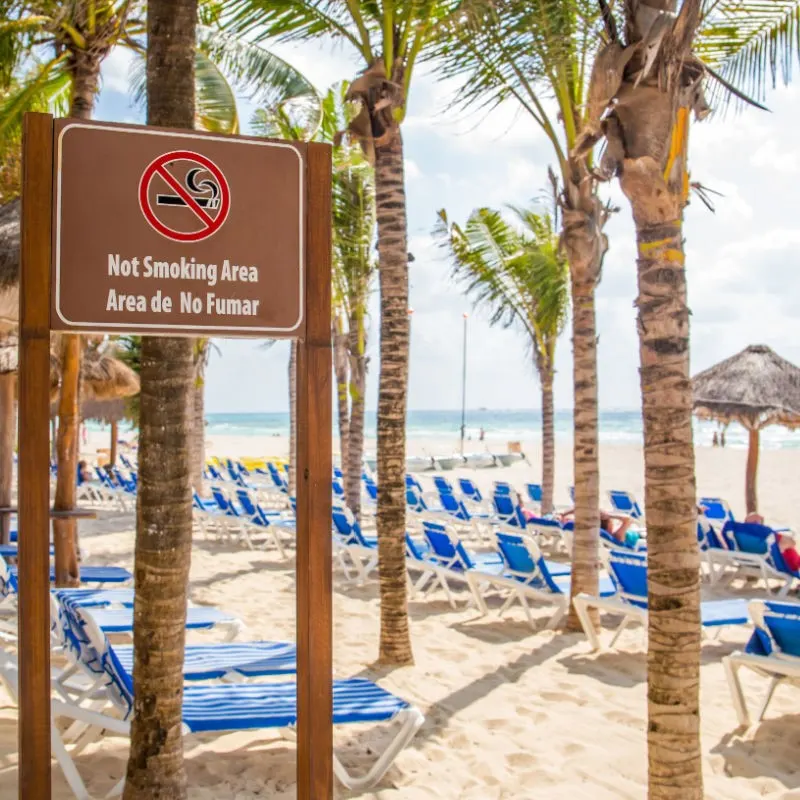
left=707, top=521, right=798, bottom=595
left=699, top=496, right=735, bottom=525
left=19, top=602, right=424, bottom=797
left=492, top=492, right=527, bottom=528
left=724, top=599, right=800, bottom=727
left=235, top=488, right=293, bottom=557
left=52, top=592, right=295, bottom=685
left=458, top=477, right=483, bottom=503
left=433, top=476, right=454, bottom=495
left=332, top=507, right=378, bottom=583
left=420, top=520, right=507, bottom=608
left=608, top=490, right=644, bottom=520
left=573, top=549, right=750, bottom=651
left=525, top=483, right=543, bottom=505
left=487, top=531, right=615, bottom=628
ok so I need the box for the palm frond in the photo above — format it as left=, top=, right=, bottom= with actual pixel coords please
left=222, top=0, right=368, bottom=54
left=0, top=54, right=70, bottom=139
left=435, top=202, right=569, bottom=373
left=197, top=26, right=319, bottom=113
left=195, top=50, right=240, bottom=134
left=698, top=0, right=800, bottom=103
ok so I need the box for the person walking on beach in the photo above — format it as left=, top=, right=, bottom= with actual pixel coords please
left=479, top=427, right=485, bottom=442
left=720, top=430, right=726, bottom=448
left=712, top=431, right=719, bottom=447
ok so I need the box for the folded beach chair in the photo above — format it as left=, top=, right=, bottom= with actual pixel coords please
left=484, top=531, right=615, bottom=628
left=0, top=615, right=423, bottom=797
left=608, top=490, right=644, bottom=520
left=723, top=599, right=800, bottom=727
left=573, top=550, right=750, bottom=651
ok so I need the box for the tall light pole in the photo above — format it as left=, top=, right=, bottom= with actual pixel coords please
left=460, top=312, right=468, bottom=456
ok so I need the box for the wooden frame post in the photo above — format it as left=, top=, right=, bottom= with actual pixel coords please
left=296, top=142, right=333, bottom=798
left=18, top=111, right=54, bottom=800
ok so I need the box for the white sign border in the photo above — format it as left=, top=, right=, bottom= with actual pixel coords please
left=54, top=121, right=305, bottom=336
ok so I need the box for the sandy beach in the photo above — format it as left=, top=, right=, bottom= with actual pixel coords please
left=1, top=431, right=798, bottom=798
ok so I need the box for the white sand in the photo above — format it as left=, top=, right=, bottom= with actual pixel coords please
left=1, top=431, right=799, bottom=798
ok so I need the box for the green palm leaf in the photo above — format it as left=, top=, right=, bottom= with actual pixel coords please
left=435, top=203, right=569, bottom=370
left=697, top=0, right=800, bottom=102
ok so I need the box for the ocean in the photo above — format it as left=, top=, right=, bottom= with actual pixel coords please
left=184, top=409, right=800, bottom=451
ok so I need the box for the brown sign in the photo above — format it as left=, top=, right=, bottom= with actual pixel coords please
left=52, top=118, right=305, bottom=337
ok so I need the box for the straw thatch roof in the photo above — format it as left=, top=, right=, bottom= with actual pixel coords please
left=0, top=201, right=19, bottom=330
left=81, top=349, right=140, bottom=401
left=51, top=397, right=129, bottom=424
left=693, top=345, right=800, bottom=431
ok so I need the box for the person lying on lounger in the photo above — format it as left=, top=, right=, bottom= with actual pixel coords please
left=558, top=507, right=640, bottom=549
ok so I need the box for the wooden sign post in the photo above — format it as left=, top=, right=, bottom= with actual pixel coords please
left=18, top=113, right=332, bottom=799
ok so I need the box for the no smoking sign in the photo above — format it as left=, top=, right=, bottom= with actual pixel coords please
left=52, top=119, right=306, bottom=337
left=139, top=150, right=231, bottom=242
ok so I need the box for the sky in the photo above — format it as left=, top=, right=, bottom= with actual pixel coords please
left=93, top=37, right=800, bottom=415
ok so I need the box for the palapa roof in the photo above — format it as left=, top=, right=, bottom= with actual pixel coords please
left=51, top=397, right=129, bottom=424
left=81, top=349, right=140, bottom=401
left=0, top=201, right=20, bottom=331
left=692, top=344, right=800, bottom=430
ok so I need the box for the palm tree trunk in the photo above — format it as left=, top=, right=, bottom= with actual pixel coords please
left=746, top=428, right=759, bottom=515
left=540, top=367, right=555, bottom=516
left=621, top=160, right=702, bottom=800
left=53, top=335, right=82, bottom=587
left=333, top=323, right=350, bottom=483
left=345, top=314, right=367, bottom=520
left=110, top=420, right=118, bottom=468
left=123, top=1, right=197, bottom=797
left=0, top=372, right=14, bottom=545
left=52, top=62, right=102, bottom=588
left=374, top=131, right=413, bottom=666
left=288, top=340, right=297, bottom=495
left=189, top=343, right=206, bottom=496
left=561, top=175, right=604, bottom=631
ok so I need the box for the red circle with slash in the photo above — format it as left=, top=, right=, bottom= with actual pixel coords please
left=138, top=150, right=231, bottom=243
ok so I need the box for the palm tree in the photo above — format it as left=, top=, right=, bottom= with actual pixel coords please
left=431, top=0, right=609, bottom=626
left=122, top=1, right=196, bottom=794
left=325, top=85, right=377, bottom=520
left=435, top=204, right=569, bottom=514
left=226, top=0, right=468, bottom=666
left=571, top=2, right=800, bottom=797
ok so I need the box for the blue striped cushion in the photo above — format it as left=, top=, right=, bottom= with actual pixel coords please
left=181, top=678, right=409, bottom=733
left=113, top=641, right=297, bottom=680
left=91, top=606, right=236, bottom=634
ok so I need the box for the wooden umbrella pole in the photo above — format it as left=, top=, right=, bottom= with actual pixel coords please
left=745, top=427, right=760, bottom=515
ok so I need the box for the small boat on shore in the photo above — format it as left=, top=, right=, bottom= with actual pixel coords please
left=494, top=452, right=526, bottom=467
left=407, top=455, right=436, bottom=471
left=463, top=452, right=496, bottom=469
left=433, top=454, right=466, bottom=470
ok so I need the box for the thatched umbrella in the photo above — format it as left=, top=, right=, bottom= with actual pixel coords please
left=0, top=201, right=20, bottom=332
left=693, top=344, right=800, bottom=513
left=51, top=396, right=132, bottom=467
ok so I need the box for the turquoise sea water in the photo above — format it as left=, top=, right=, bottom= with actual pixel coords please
left=187, top=409, right=799, bottom=451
